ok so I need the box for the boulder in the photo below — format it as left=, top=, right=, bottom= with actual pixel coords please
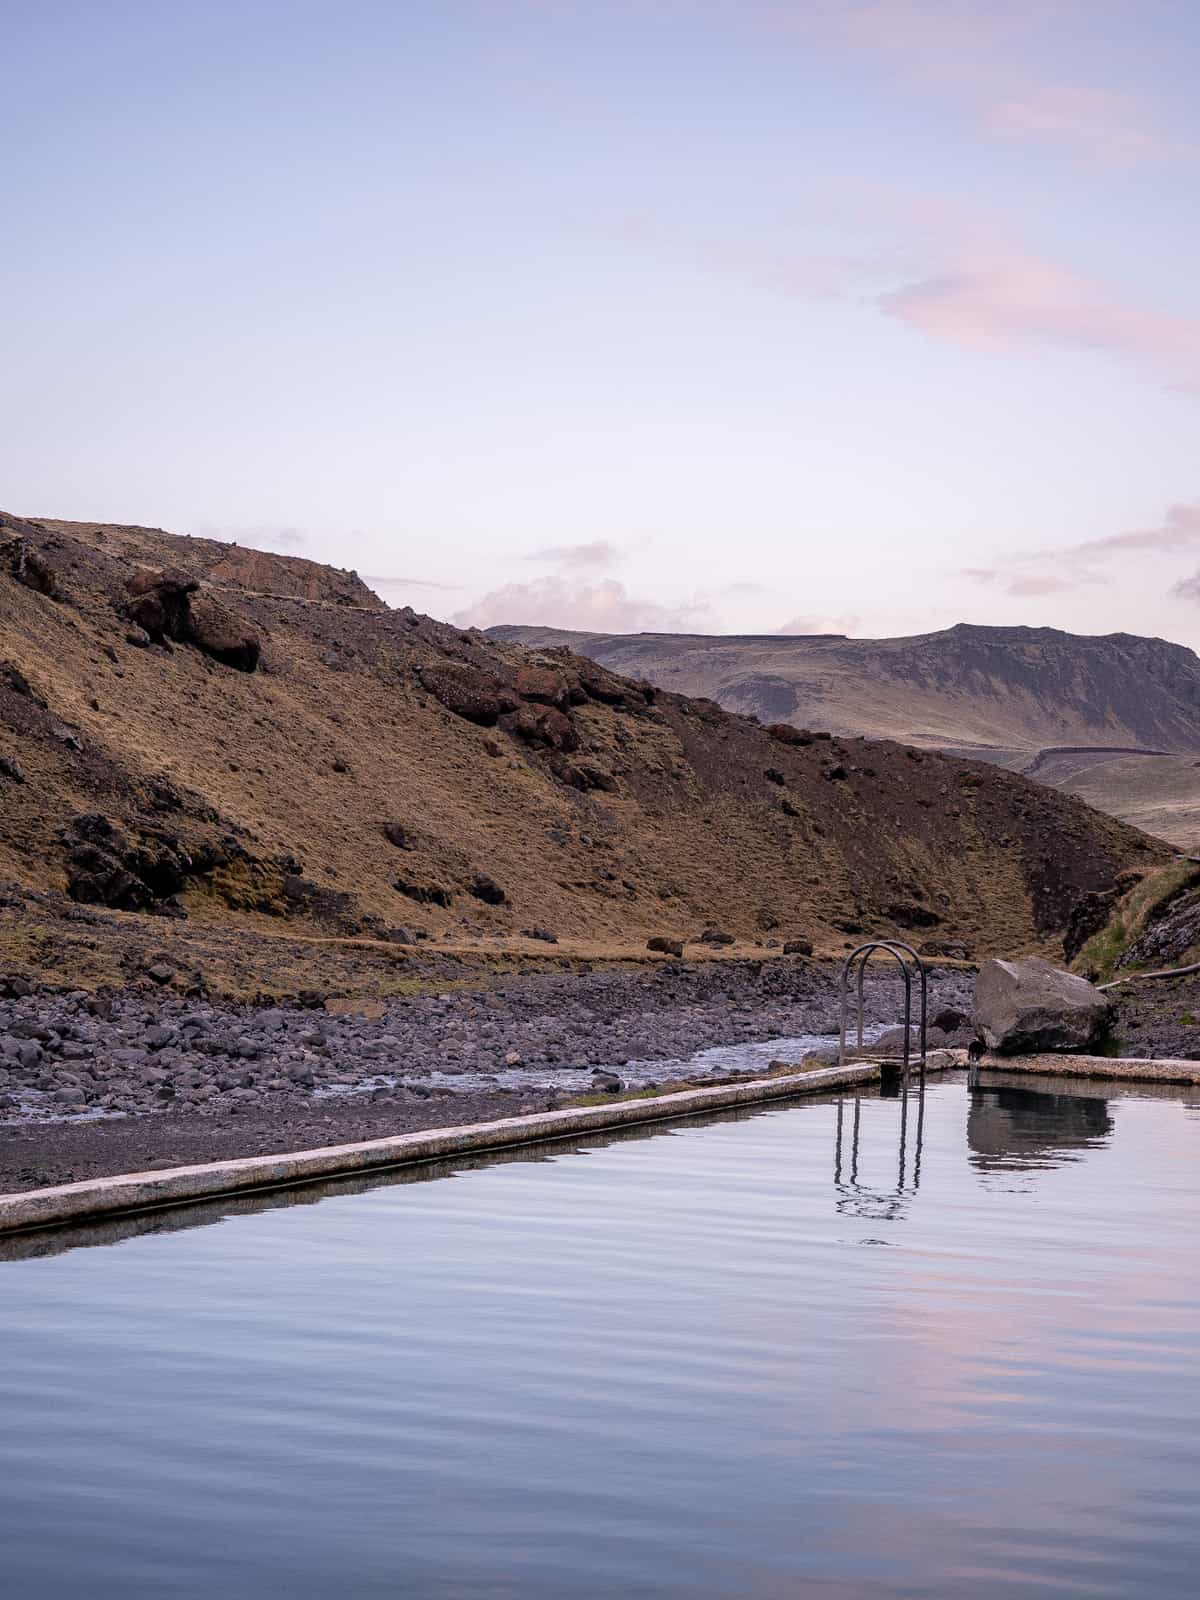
left=394, top=876, right=452, bottom=907
left=549, top=757, right=616, bottom=792
left=124, top=568, right=260, bottom=671
left=513, top=664, right=571, bottom=706
left=469, top=873, right=508, bottom=906
left=974, top=956, right=1112, bottom=1054
left=697, top=927, right=735, bottom=946
left=504, top=702, right=579, bottom=752
left=417, top=662, right=518, bottom=725
left=126, top=567, right=197, bottom=640
left=185, top=591, right=261, bottom=672
left=886, top=901, right=941, bottom=929
left=1, top=538, right=59, bottom=597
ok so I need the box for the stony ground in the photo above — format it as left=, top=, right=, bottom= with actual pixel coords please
left=0, top=958, right=975, bottom=1192
left=1109, top=973, right=1200, bottom=1061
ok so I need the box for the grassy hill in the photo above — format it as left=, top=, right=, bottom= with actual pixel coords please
left=0, top=513, right=1168, bottom=995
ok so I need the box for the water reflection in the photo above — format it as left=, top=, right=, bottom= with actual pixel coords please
left=833, top=1077, right=925, bottom=1220
left=0, top=1074, right=1171, bottom=1264
left=967, top=1081, right=1112, bottom=1172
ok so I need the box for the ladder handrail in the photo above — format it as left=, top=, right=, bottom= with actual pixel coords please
left=838, top=940, right=928, bottom=1072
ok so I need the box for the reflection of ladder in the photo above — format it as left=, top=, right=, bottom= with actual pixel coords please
left=833, top=1077, right=926, bottom=1220
left=838, top=940, right=928, bottom=1079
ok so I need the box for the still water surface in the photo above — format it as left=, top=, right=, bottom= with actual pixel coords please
left=3, top=1071, right=1199, bottom=1598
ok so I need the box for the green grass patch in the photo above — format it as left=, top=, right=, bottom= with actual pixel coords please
left=1075, top=862, right=1200, bottom=981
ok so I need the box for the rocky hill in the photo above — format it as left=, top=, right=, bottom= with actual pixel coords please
left=491, top=623, right=1200, bottom=846
left=0, top=513, right=1168, bottom=996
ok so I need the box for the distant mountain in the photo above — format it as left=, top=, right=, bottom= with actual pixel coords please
left=487, top=623, right=1200, bottom=847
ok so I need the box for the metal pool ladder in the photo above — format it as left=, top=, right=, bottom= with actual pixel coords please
left=838, top=940, right=928, bottom=1077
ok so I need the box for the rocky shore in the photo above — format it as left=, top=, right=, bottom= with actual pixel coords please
left=0, top=958, right=976, bottom=1192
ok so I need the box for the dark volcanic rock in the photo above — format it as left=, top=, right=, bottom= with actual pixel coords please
left=185, top=591, right=261, bottom=672
left=1117, top=890, right=1200, bottom=970
left=1, top=538, right=59, bottom=598
left=417, top=662, right=518, bottom=726
left=125, top=568, right=260, bottom=671
left=513, top=664, right=572, bottom=706
left=503, top=702, right=579, bottom=752
left=394, top=876, right=453, bottom=907
left=469, top=874, right=508, bottom=907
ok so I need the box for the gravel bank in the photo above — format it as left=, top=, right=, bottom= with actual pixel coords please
left=0, top=958, right=973, bottom=1192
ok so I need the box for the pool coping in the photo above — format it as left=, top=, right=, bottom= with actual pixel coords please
left=971, top=1052, right=1200, bottom=1085
left=0, top=1053, right=957, bottom=1237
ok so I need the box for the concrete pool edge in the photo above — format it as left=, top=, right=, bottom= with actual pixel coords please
left=972, top=1052, right=1200, bottom=1085
left=0, top=1054, right=957, bottom=1236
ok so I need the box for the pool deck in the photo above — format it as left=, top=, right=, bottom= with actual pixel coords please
left=3, top=1046, right=1198, bottom=1238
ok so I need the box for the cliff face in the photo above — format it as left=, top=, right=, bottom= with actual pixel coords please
left=489, top=623, right=1200, bottom=754
left=0, top=514, right=1166, bottom=990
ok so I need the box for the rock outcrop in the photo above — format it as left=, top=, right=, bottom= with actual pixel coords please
left=125, top=567, right=261, bottom=671
left=975, top=956, right=1112, bottom=1053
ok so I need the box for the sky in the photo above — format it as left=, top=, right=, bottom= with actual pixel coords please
left=3, top=0, right=1199, bottom=644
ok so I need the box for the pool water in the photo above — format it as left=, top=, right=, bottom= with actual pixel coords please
left=3, top=1071, right=1199, bottom=1598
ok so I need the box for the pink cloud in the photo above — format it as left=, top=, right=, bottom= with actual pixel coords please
left=881, top=249, right=1200, bottom=381
left=963, top=501, right=1200, bottom=599
left=453, top=576, right=715, bottom=633
left=762, top=1, right=1183, bottom=169
left=618, top=183, right=1200, bottom=392
left=987, top=85, right=1187, bottom=167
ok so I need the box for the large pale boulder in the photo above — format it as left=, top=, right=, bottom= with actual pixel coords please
left=975, top=956, right=1112, bottom=1054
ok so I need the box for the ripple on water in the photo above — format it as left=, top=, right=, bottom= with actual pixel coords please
left=3, top=1073, right=1199, bottom=1599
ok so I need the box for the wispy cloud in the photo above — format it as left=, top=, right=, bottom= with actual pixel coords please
left=527, top=539, right=621, bottom=569
left=766, top=1, right=1190, bottom=169
left=453, top=576, right=715, bottom=634
left=777, top=610, right=860, bottom=635
left=881, top=247, right=1200, bottom=381
left=363, top=573, right=464, bottom=591
left=194, top=521, right=309, bottom=554
left=986, top=84, right=1189, bottom=168
left=963, top=501, right=1200, bottom=597
left=621, top=189, right=1200, bottom=392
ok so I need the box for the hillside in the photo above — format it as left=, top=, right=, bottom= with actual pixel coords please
left=0, top=513, right=1168, bottom=995
left=491, top=624, right=1200, bottom=846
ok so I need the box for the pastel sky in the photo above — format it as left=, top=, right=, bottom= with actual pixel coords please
left=4, top=1, right=1199, bottom=643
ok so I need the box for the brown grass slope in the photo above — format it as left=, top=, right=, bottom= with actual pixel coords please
left=492, top=623, right=1200, bottom=848
left=0, top=513, right=1169, bottom=985
left=491, top=624, right=1200, bottom=753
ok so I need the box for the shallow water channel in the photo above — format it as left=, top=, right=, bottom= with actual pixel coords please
left=3, top=1070, right=1199, bottom=1597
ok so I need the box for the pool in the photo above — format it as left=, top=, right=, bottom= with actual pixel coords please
left=2, top=1071, right=1199, bottom=1598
